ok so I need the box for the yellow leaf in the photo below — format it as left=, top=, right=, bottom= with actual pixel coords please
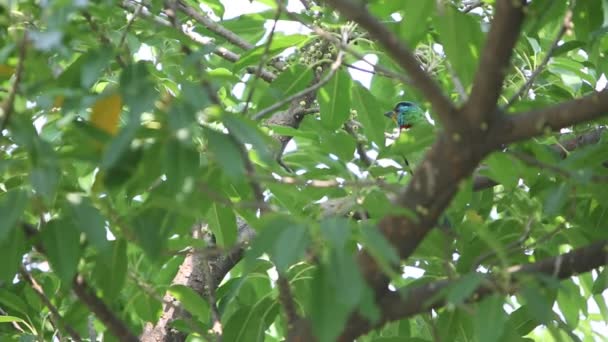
left=465, top=209, right=484, bottom=224
left=53, top=95, right=64, bottom=109
left=0, top=64, right=15, bottom=79
left=91, top=93, right=122, bottom=135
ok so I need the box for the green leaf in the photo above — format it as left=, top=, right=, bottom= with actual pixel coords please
left=319, top=69, right=352, bottom=130
left=40, top=219, right=82, bottom=285
left=256, top=64, right=314, bottom=111
left=434, top=6, right=484, bottom=89
left=94, top=239, right=127, bottom=301
left=119, top=61, right=157, bottom=115
left=168, top=284, right=210, bottom=323
left=482, top=153, right=521, bottom=190
left=0, top=289, right=29, bottom=317
left=234, top=34, right=309, bottom=71
left=358, top=224, right=400, bottom=275
left=592, top=268, right=608, bottom=294
left=573, top=0, right=604, bottom=41
left=223, top=113, right=276, bottom=164
left=0, top=316, right=26, bottom=324
left=557, top=280, right=582, bottom=328
left=247, top=214, right=310, bottom=273
left=446, top=273, right=484, bottom=305
left=524, top=0, right=568, bottom=35
left=0, top=228, right=26, bottom=282
left=0, top=189, right=28, bottom=241
left=29, top=140, right=60, bottom=203
left=131, top=207, right=175, bottom=261
left=398, top=0, right=434, bottom=47
left=543, top=183, right=571, bottom=217
left=162, top=138, right=201, bottom=190
left=65, top=197, right=109, bottom=253
left=474, top=295, right=508, bottom=342
left=207, top=203, right=237, bottom=247
left=381, top=123, right=435, bottom=159
left=351, top=82, right=386, bottom=148
left=223, top=297, right=279, bottom=342
left=204, top=128, right=246, bottom=181
left=506, top=305, right=541, bottom=335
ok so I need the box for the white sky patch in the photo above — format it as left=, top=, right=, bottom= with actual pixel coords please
left=347, top=54, right=378, bottom=89
left=596, top=74, right=607, bottom=91
left=134, top=43, right=155, bottom=62
left=403, top=265, right=425, bottom=278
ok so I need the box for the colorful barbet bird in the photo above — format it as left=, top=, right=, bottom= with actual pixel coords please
left=384, top=101, right=426, bottom=130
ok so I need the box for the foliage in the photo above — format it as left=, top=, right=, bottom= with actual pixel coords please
left=0, top=0, right=607, bottom=341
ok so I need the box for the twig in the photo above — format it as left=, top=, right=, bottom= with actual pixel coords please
left=258, top=174, right=400, bottom=192
left=20, top=268, right=83, bottom=341
left=504, top=10, right=573, bottom=109
left=464, top=0, right=527, bottom=125
left=299, top=0, right=314, bottom=10
left=230, top=133, right=267, bottom=210
left=323, top=0, right=457, bottom=129
left=72, top=275, right=139, bottom=342
left=120, top=1, right=278, bottom=82
left=280, top=7, right=412, bottom=88
left=343, top=62, right=403, bottom=81
left=462, top=1, right=483, bottom=13
left=253, top=45, right=345, bottom=120
left=82, top=11, right=127, bottom=68
left=292, top=106, right=319, bottom=116
left=277, top=276, right=299, bottom=329
left=0, top=33, right=27, bottom=133
left=509, top=150, right=608, bottom=183
left=447, top=61, right=468, bottom=102
left=118, top=2, right=143, bottom=50
left=177, top=0, right=253, bottom=51
left=471, top=218, right=534, bottom=270
left=242, top=6, right=282, bottom=115
left=344, top=120, right=372, bottom=167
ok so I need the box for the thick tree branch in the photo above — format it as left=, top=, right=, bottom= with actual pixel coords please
left=464, top=0, right=527, bottom=125
left=323, top=0, right=457, bottom=129
left=472, top=127, right=607, bottom=191
left=340, top=240, right=608, bottom=340
left=493, top=89, right=608, bottom=146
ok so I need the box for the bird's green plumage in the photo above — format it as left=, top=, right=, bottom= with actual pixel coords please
left=384, top=101, right=426, bottom=130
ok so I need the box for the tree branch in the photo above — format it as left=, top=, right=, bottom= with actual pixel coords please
left=20, top=268, right=83, bottom=342
left=464, top=0, right=527, bottom=125
left=323, top=0, right=457, bottom=129
left=252, top=46, right=345, bottom=120
left=120, top=1, right=278, bottom=82
left=339, top=240, right=608, bottom=340
left=177, top=0, right=253, bottom=51
left=492, top=89, right=608, bottom=146
left=0, top=33, right=27, bottom=133
left=72, top=275, right=139, bottom=342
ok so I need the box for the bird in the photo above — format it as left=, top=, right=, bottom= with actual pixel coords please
left=384, top=101, right=426, bottom=131
left=383, top=101, right=427, bottom=173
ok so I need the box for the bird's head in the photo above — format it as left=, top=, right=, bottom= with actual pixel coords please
left=384, top=101, right=421, bottom=128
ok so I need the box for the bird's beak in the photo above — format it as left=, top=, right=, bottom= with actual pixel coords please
left=384, top=110, right=397, bottom=124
